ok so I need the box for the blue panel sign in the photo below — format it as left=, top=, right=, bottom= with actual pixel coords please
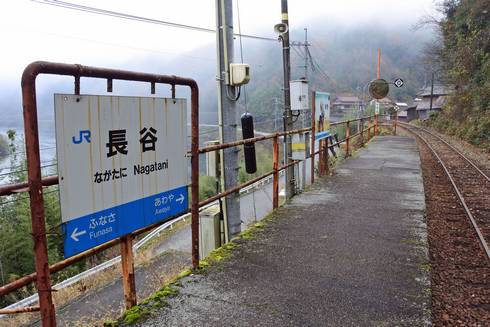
left=55, top=95, right=189, bottom=258
left=63, top=185, right=188, bottom=257
left=315, top=130, right=331, bottom=141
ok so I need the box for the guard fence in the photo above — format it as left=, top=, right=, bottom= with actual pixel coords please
left=0, top=61, right=393, bottom=326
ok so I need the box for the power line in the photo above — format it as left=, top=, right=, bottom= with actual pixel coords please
left=32, top=0, right=278, bottom=42
left=28, top=28, right=215, bottom=62
left=236, top=0, right=249, bottom=114
left=307, top=46, right=333, bottom=82
left=0, top=159, right=57, bottom=173
left=2, top=146, right=57, bottom=158
left=0, top=164, right=57, bottom=178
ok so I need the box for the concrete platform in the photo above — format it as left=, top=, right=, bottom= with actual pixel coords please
left=138, top=136, right=430, bottom=327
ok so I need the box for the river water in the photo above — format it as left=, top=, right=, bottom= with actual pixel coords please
left=0, top=121, right=57, bottom=184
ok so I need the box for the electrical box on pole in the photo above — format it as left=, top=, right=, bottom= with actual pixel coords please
left=290, top=80, right=309, bottom=111
left=229, top=64, right=250, bottom=86
left=215, top=0, right=241, bottom=240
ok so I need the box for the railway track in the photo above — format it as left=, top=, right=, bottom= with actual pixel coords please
left=399, top=122, right=490, bottom=259
left=399, top=122, right=490, bottom=324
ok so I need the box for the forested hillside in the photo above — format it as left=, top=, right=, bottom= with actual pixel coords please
left=427, top=0, right=490, bottom=148
left=234, top=22, right=433, bottom=129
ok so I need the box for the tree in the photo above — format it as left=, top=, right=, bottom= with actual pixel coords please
left=425, top=0, right=490, bottom=147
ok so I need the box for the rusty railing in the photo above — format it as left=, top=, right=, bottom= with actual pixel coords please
left=0, top=61, right=382, bottom=326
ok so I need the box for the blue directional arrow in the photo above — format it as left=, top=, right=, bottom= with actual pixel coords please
left=63, top=185, right=188, bottom=257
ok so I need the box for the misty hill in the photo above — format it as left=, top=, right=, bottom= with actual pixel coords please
left=0, top=20, right=433, bottom=129
left=236, top=22, right=433, bottom=127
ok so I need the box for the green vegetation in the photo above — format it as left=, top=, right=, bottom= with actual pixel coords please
left=238, top=143, right=273, bottom=184
left=0, top=133, right=8, bottom=158
left=199, top=175, right=218, bottom=201
left=198, top=242, right=237, bottom=270
left=426, top=0, right=490, bottom=149
left=0, top=130, right=86, bottom=307
left=197, top=142, right=274, bottom=203
left=119, top=284, right=179, bottom=324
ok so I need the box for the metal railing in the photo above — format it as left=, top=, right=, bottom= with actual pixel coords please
left=0, top=61, right=384, bottom=325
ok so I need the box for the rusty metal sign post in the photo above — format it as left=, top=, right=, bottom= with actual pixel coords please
left=19, top=61, right=199, bottom=326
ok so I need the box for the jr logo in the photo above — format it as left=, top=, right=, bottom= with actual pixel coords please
left=72, top=130, right=91, bottom=144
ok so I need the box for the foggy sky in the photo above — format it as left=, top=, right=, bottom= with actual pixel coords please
left=0, top=0, right=439, bottom=124
left=1, top=0, right=438, bottom=82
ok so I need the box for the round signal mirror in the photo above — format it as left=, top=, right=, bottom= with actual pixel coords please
left=368, top=79, right=389, bottom=99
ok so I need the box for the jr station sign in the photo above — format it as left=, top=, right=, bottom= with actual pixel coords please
left=55, top=95, right=188, bottom=257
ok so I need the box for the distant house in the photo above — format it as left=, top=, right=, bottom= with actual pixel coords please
left=394, top=102, right=408, bottom=121
left=368, top=97, right=395, bottom=114
left=331, top=94, right=360, bottom=113
left=416, top=85, right=452, bottom=120
left=406, top=99, right=421, bottom=122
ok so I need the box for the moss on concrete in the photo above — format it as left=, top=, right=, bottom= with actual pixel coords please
left=119, top=282, right=181, bottom=325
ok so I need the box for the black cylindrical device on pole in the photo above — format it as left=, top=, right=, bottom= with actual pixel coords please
left=241, top=112, right=257, bottom=174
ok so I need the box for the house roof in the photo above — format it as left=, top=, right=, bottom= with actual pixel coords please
left=369, top=97, right=394, bottom=105
left=333, top=94, right=360, bottom=103
left=418, top=85, right=452, bottom=97
left=407, top=98, right=422, bottom=109
left=416, top=96, right=447, bottom=110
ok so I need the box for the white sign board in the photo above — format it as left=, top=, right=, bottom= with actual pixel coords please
left=314, top=91, right=331, bottom=141
left=55, top=94, right=188, bottom=257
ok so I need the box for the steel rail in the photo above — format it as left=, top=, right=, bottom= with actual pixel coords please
left=399, top=123, right=490, bottom=259
left=399, top=122, right=490, bottom=182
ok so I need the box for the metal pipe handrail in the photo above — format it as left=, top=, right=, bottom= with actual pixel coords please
left=0, top=115, right=382, bottom=197
left=0, top=306, right=40, bottom=315
left=0, top=79, right=381, bottom=318
left=198, top=160, right=298, bottom=208
left=198, top=127, right=311, bottom=154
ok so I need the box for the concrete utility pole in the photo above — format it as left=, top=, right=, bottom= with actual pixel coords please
left=303, top=28, right=310, bottom=127
left=216, top=0, right=240, bottom=240
left=304, top=28, right=308, bottom=80
left=281, top=0, right=295, bottom=200
left=429, top=71, right=434, bottom=112
left=273, top=97, right=280, bottom=131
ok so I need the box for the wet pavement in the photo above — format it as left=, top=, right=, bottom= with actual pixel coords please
left=138, top=136, right=431, bottom=327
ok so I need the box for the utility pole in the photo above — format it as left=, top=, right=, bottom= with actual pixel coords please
left=304, top=28, right=308, bottom=80
left=429, top=71, right=434, bottom=112
left=281, top=0, right=294, bottom=201
left=273, top=97, right=280, bottom=131
left=216, top=0, right=240, bottom=240
left=303, top=28, right=310, bottom=127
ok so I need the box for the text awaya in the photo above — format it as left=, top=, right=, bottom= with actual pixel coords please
left=134, top=160, right=169, bottom=175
